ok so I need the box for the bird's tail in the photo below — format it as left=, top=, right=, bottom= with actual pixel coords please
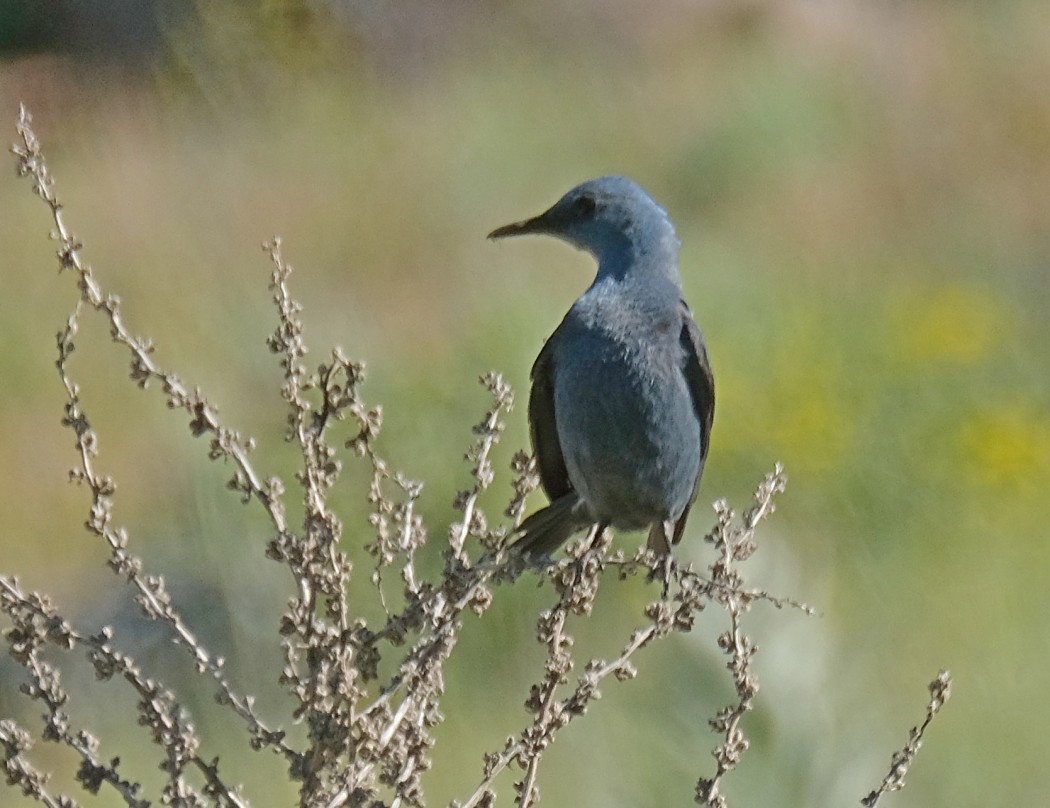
left=512, top=494, right=591, bottom=563
left=647, top=520, right=673, bottom=555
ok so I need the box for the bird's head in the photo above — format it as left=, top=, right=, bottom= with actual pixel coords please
left=488, top=176, right=679, bottom=278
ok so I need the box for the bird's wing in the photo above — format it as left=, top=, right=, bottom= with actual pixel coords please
left=529, top=328, right=573, bottom=501
left=671, top=300, right=716, bottom=545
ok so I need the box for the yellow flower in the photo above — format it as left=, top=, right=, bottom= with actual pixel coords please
left=958, top=402, right=1050, bottom=489
left=889, top=282, right=1004, bottom=365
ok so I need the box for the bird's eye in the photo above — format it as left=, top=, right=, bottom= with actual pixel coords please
left=573, top=194, right=597, bottom=218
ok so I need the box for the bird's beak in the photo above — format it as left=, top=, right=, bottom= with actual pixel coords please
left=487, top=211, right=551, bottom=240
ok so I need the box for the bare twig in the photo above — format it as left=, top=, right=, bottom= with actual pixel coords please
left=10, top=106, right=297, bottom=787
left=861, top=671, right=953, bottom=807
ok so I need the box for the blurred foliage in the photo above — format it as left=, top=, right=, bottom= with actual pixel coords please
left=0, top=0, right=180, bottom=59
left=2, top=1, right=1049, bottom=806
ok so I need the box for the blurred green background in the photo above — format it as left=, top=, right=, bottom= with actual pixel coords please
left=2, top=1, right=1049, bottom=805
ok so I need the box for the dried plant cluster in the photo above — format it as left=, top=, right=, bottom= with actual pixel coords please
left=3, top=107, right=949, bottom=808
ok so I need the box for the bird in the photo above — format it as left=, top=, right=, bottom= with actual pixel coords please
left=488, top=176, right=715, bottom=564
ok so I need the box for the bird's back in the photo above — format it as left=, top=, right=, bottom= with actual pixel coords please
left=545, top=278, right=703, bottom=531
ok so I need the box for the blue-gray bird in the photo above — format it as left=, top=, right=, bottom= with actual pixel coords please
left=488, top=176, right=715, bottom=561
